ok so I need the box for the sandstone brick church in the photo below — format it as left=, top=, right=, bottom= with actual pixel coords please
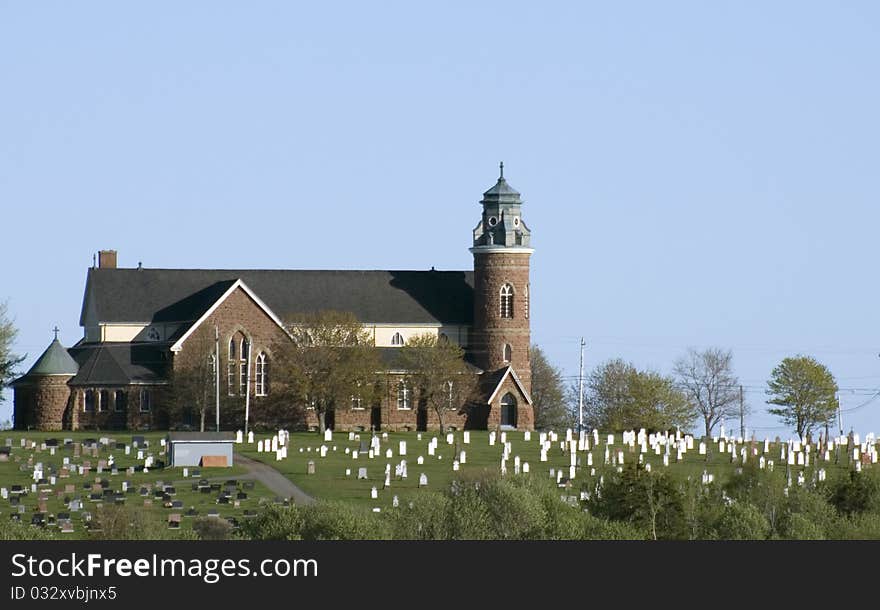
left=13, top=167, right=535, bottom=432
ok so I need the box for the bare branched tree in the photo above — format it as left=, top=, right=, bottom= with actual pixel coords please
left=673, top=348, right=740, bottom=438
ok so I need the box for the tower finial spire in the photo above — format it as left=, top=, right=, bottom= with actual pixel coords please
left=499, top=161, right=504, bottom=180
left=52, top=326, right=60, bottom=341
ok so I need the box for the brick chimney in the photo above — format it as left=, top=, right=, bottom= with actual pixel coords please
left=98, top=250, right=117, bottom=269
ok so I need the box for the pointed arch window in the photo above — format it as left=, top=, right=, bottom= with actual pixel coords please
left=240, top=338, right=250, bottom=395
left=227, top=338, right=236, bottom=396
left=503, top=343, right=512, bottom=363
left=397, top=380, right=411, bottom=410
left=255, top=352, right=268, bottom=397
left=139, top=389, right=152, bottom=413
left=500, top=284, right=514, bottom=318
left=391, top=332, right=405, bottom=346
left=99, top=389, right=109, bottom=412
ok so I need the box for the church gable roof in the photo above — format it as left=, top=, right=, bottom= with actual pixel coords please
left=483, top=365, right=533, bottom=405
left=81, top=268, right=474, bottom=326
left=169, top=279, right=289, bottom=352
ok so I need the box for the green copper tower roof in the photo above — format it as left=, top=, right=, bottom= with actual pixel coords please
left=25, top=337, right=79, bottom=376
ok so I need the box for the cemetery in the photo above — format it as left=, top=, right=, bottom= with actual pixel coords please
left=3, top=424, right=880, bottom=539
left=0, top=430, right=277, bottom=538
left=235, top=426, right=880, bottom=517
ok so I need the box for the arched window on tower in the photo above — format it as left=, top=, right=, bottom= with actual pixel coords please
left=391, top=332, right=405, bottom=346
left=255, top=352, right=268, bottom=397
left=503, top=344, right=512, bottom=363
left=500, top=284, right=514, bottom=318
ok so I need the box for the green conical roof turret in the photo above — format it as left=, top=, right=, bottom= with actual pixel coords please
left=25, top=333, right=79, bottom=376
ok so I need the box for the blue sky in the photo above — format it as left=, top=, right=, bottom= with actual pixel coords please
left=2, top=2, right=879, bottom=436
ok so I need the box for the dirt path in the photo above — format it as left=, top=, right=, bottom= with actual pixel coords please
left=233, top=453, right=315, bottom=505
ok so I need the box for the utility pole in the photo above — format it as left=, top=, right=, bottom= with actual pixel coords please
left=577, top=338, right=585, bottom=432
left=836, top=391, right=842, bottom=464
left=739, top=385, right=745, bottom=440
left=215, top=325, right=220, bottom=432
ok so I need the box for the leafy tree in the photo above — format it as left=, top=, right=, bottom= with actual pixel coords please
left=588, top=464, right=686, bottom=540
left=273, top=311, right=381, bottom=433
left=530, top=345, right=571, bottom=431
left=0, top=301, right=25, bottom=407
left=582, top=359, right=694, bottom=432
left=829, top=470, right=880, bottom=516
left=166, top=325, right=216, bottom=431
left=397, top=333, right=477, bottom=434
left=673, top=347, right=740, bottom=438
left=766, top=355, right=838, bottom=439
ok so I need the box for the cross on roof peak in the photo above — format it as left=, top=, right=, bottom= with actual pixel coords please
left=499, top=161, right=504, bottom=180
left=52, top=326, right=60, bottom=341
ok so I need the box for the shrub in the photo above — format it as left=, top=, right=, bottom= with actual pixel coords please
left=386, top=492, right=451, bottom=540
left=299, top=501, right=390, bottom=540
left=0, top=518, right=56, bottom=540
left=193, top=517, right=234, bottom=540
left=713, top=501, right=769, bottom=540
left=239, top=504, right=302, bottom=540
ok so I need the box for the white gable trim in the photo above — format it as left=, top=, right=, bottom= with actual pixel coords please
left=486, top=365, right=533, bottom=405
left=170, top=279, right=290, bottom=352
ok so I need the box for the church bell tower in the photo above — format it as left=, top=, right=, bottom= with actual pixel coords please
left=470, top=163, right=533, bottom=394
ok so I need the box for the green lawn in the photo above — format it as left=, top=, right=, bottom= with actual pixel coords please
left=0, top=430, right=277, bottom=539
left=237, top=429, right=875, bottom=510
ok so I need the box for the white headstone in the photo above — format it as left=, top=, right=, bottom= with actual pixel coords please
left=399, top=441, right=407, bottom=456
left=419, top=473, right=428, bottom=487
left=247, top=431, right=254, bottom=444
left=417, top=456, right=424, bottom=465
left=324, top=428, right=333, bottom=442
left=370, top=486, right=378, bottom=499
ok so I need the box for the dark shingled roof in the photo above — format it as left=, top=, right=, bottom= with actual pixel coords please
left=81, top=268, right=474, bottom=326
left=482, top=177, right=521, bottom=200
left=67, top=343, right=168, bottom=386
